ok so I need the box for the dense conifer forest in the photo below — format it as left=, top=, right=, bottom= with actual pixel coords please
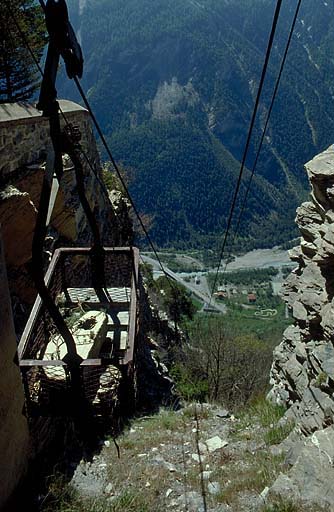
left=63, top=0, right=334, bottom=249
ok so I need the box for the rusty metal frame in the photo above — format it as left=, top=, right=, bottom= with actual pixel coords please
left=18, top=248, right=61, bottom=360
left=120, top=246, right=139, bottom=365
left=19, top=246, right=139, bottom=369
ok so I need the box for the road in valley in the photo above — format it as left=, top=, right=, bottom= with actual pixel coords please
left=141, top=255, right=226, bottom=314
left=141, top=246, right=297, bottom=313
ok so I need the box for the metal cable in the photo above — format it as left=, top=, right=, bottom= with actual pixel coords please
left=73, top=77, right=176, bottom=286
left=219, top=0, right=302, bottom=287
left=8, top=1, right=178, bottom=300
left=5, top=0, right=122, bottom=228
left=209, top=0, right=283, bottom=305
left=7, top=0, right=178, bottom=305
left=36, top=0, right=175, bottom=287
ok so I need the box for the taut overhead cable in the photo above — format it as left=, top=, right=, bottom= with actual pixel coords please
left=209, top=0, right=283, bottom=306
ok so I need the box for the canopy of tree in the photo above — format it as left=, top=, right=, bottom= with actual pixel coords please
left=0, top=0, right=46, bottom=103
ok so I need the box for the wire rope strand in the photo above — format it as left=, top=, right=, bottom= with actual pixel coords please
left=73, top=77, right=176, bottom=287
left=209, top=0, right=283, bottom=305
left=6, top=1, right=175, bottom=291
left=219, top=0, right=302, bottom=285
left=6, top=1, right=165, bottom=291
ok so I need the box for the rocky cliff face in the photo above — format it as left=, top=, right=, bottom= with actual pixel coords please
left=269, top=145, right=334, bottom=434
left=268, top=145, right=334, bottom=509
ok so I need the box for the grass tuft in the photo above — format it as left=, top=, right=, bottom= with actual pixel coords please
left=235, top=396, right=286, bottom=431
left=262, top=501, right=299, bottom=512
left=217, top=452, right=285, bottom=505
left=247, top=397, right=286, bottom=428
left=182, top=403, right=212, bottom=420
left=264, top=421, right=294, bottom=446
left=109, top=491, right=151, bottom=512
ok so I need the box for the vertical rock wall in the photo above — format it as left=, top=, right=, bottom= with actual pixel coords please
left=0, top=100, right=98, bottom=177
left=269, top=145, right=334, bottom=435
left=0, top=234, right=30, bottom=509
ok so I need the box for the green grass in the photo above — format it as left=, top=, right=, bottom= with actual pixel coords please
left=191, top=296, right=204, bottom=311
left=139, top=409, right=182, bottom=431
left=181, top=402, right=212, bottom=420
left=42, top=488, right=157, bottom=512
left=41, top=479, right=106, bottom=512
left=235, top=397, right=285, bottom=428
left=246, top=397, right=286, bottom=428
left=232, top=396, right=289, bottom=444
left=262, top=501, right=300, bottom=512
left=264, top=422, right=295, bottom=446
left=109, top=491, right=153, bottom=512
left=216, top=451, right=285, bottom=506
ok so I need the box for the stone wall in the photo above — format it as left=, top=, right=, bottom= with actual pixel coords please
left=269, top=145, right=334, bottom=434
left=0, top=234, right=30, bottom=509
left=0, top=100, right=99, bottom=178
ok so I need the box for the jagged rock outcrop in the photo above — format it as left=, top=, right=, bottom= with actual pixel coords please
left=268, top=145, right=334, bottom=508
left=269, top=426, right=334, bottom=510
left=269, top=145, right=334, bottom=434
left=149, top=77, right=200, bottom=120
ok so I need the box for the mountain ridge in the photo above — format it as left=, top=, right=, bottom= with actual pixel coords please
left=62, top=0, right=334, bottom=249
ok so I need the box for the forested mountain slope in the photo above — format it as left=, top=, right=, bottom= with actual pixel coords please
left=62, top=0, right=334, bottom=249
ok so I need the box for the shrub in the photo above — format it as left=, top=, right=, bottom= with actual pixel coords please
left=170, top=363, right=209, bottom=402
left=174, top=318, right=272, bottom=407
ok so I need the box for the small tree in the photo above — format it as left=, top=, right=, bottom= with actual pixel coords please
left=0, top=0, right=46, bottom=103
left=177, top=317, right=273, bottom=406
left=155, top=276, right=196, bottom=327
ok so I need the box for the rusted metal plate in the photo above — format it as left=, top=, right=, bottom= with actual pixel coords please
left=20, top=359, right=66, bottom=367
left=80, top=359, right=102, bottom=366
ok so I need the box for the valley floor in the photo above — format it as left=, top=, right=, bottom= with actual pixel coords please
left=143, top=246, right=292, bottom=274
left=224, top=247, right=291, bottom=271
